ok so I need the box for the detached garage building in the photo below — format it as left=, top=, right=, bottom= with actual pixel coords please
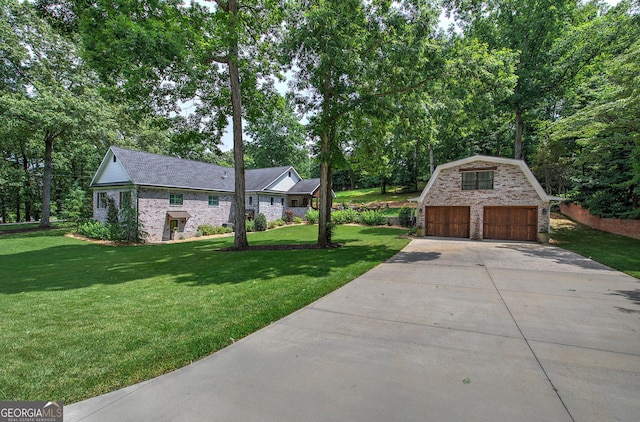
left=413, top=156, right=563, bottom=242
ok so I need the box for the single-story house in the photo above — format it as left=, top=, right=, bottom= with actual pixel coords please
left=412, top=155, right=563, bottom=242
left=89, top=146, right=323, bottom=241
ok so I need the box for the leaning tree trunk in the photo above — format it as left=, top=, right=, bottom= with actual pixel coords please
left=514, top=105, right=523, bottom=160
left=39, top=133, right=54, bottom=228
left=228, top=0, right=248, bottom=249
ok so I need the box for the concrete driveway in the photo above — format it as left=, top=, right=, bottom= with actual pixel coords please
left=66, top=239, right=640, bottom=422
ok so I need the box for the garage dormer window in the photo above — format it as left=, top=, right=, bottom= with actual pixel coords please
left=462, top=171, right=494, bottom=190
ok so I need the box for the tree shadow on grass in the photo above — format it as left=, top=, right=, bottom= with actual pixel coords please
left=0, top=235, right=404, bottom=294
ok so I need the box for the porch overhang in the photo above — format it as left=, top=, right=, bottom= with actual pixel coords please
left=166, top=211, right=191, bottom=220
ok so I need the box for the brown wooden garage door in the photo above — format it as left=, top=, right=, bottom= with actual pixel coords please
left=425, top=206, right=470, bottom=238
left=483, top=206, right=537, bottom=241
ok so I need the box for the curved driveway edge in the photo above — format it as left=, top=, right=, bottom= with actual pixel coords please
left=66, top=239, right=640, bottom=421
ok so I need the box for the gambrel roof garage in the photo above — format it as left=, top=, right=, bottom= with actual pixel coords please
left=414, top=155, right=563, bottom=242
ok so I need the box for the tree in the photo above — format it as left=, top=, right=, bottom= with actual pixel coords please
left=244, top=95, right=308, bottom=170
left=199, top=0, right=285, bottom=249
left=0, top=0, right=118, bottom=227
left=444, top=0, right=624, bottom=160
left=537, top=8, right=640, bottom=218
left=286, top=0, right=441, bottom=246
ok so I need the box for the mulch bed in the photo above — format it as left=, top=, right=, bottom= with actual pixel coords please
left=219, top=243, right=344, bottom=251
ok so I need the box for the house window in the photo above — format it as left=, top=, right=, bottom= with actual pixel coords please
left=169, top=193, right=183, bottom=206
left=288, top=171, right=291, bottom=177
left=208, top=195, right=219, bottom=207
left=281, top=198, right=284, bottom=205
left=120, top=191, right=132, bottom=209
left=462, top=171, right=494, bottom=190
left=291, top=199, right=298, bottom=207
left=113, top=156, right=117, bottom=163
left=270, top=197, right=274, bottom=205
left=97, top=192, right=108, bottom=209
left=249, top=196, right=253, bottom=205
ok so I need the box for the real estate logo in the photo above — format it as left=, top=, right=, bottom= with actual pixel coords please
left=0, top=401, right=63, bottom=422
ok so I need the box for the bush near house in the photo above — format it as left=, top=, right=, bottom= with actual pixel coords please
left=399, top=206, right=413, bottom=227
left=254, top=213, right=267, bottom=231
left=332, top=208, right=359, bottom=224
left=305, top=209, right=319, bottom=224
left=197, top=224, right=233, bottom=236
left=358, top=210, right=388, bottom=226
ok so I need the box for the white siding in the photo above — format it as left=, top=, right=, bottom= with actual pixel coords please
left=94, top=153, right=130, bottom=184
left=265, top=171, right=300, bottom=192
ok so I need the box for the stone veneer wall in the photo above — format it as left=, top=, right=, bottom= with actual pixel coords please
left=560, top=203, right=640, bottom=240
left=137, top=187, right=233, bottom=242
left=257, top=194, right=285, bottom=222
left=93, top=188, right=134, bottom=222
left=418, top=161, right=549, bottom=239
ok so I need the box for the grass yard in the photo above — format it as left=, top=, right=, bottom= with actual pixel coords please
left=0, top=222, right=42, bottom=232
left=551, top=214, right=640, bottom=279
left=0, top=225, right=410, bottom=403
left=334, top=186, right=420, bottom=206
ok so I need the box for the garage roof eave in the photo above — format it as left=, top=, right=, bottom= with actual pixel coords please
left=547, top=196, right=565, bottom=202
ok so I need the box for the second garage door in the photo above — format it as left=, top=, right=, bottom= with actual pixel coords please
left=425, top=206, right=470, bottom=238
left=483, top=206, right=537, bottom=241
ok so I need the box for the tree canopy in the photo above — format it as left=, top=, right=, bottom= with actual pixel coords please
left=1, top=0, right=637, bottom=227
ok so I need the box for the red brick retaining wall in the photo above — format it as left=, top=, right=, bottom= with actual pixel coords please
left=560, top=203, right=640, bottom=240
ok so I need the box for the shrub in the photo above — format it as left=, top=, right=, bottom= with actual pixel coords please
left=197, top=224, right=233, bottom=236
left=399, top=206, right=413, bottom=227
left=79, top=220, right=111, bottom=240
left=246, top=220, right=255, bottom=232
left=332, top=208, right=359, bottom=224
left=275, top=218, right=285, bottom=227
left=62, top=186, right=91, bottom=230
left=106, top=196, right=119, bottom=225
left=284, top=209, right=295, bottom=223
left=118, top=206, right=147, bottom=243
left=293, top=216, right=303, bottom=224
left=305, top=209, right=319, bottom=224
left=254, top=213, right=267, bottom=231
left=359, top=210, right=387, bottom=226
left=267, top=220, right=278, bottom=229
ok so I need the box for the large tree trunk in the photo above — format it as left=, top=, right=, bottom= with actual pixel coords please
left=228, top=0, right=248, bottom=249
left=40, top=133, right=54, bottom=227
left=21, top=150, right=31, bottom=221
left=318, top=129, right=330, bottom=247
left=514, top=105, right=523, bottom=160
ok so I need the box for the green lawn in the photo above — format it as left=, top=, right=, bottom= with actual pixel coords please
left=0, top=225, right=410, bottom=403
left=551, top=215, right=640, bottom=279
left=0, top=222, right=42, bottom=232
left=334, top=186, right=420, bottom=206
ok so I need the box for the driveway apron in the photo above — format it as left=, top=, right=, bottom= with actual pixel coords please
left=66, top=239, right=640, bottom=422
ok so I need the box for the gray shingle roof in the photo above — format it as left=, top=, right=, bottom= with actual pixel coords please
left=287, top=178, right=321, bottom=195
left=105, top=146, right=236, bottom=191
left=92, top=147, right=313, bottom=195
left=245, top=166, right=291, bottom=191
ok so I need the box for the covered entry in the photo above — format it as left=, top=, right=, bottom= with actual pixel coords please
left=483, top=206, right=537, bottom=241
left=425, top=206, right=470, bottom=238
